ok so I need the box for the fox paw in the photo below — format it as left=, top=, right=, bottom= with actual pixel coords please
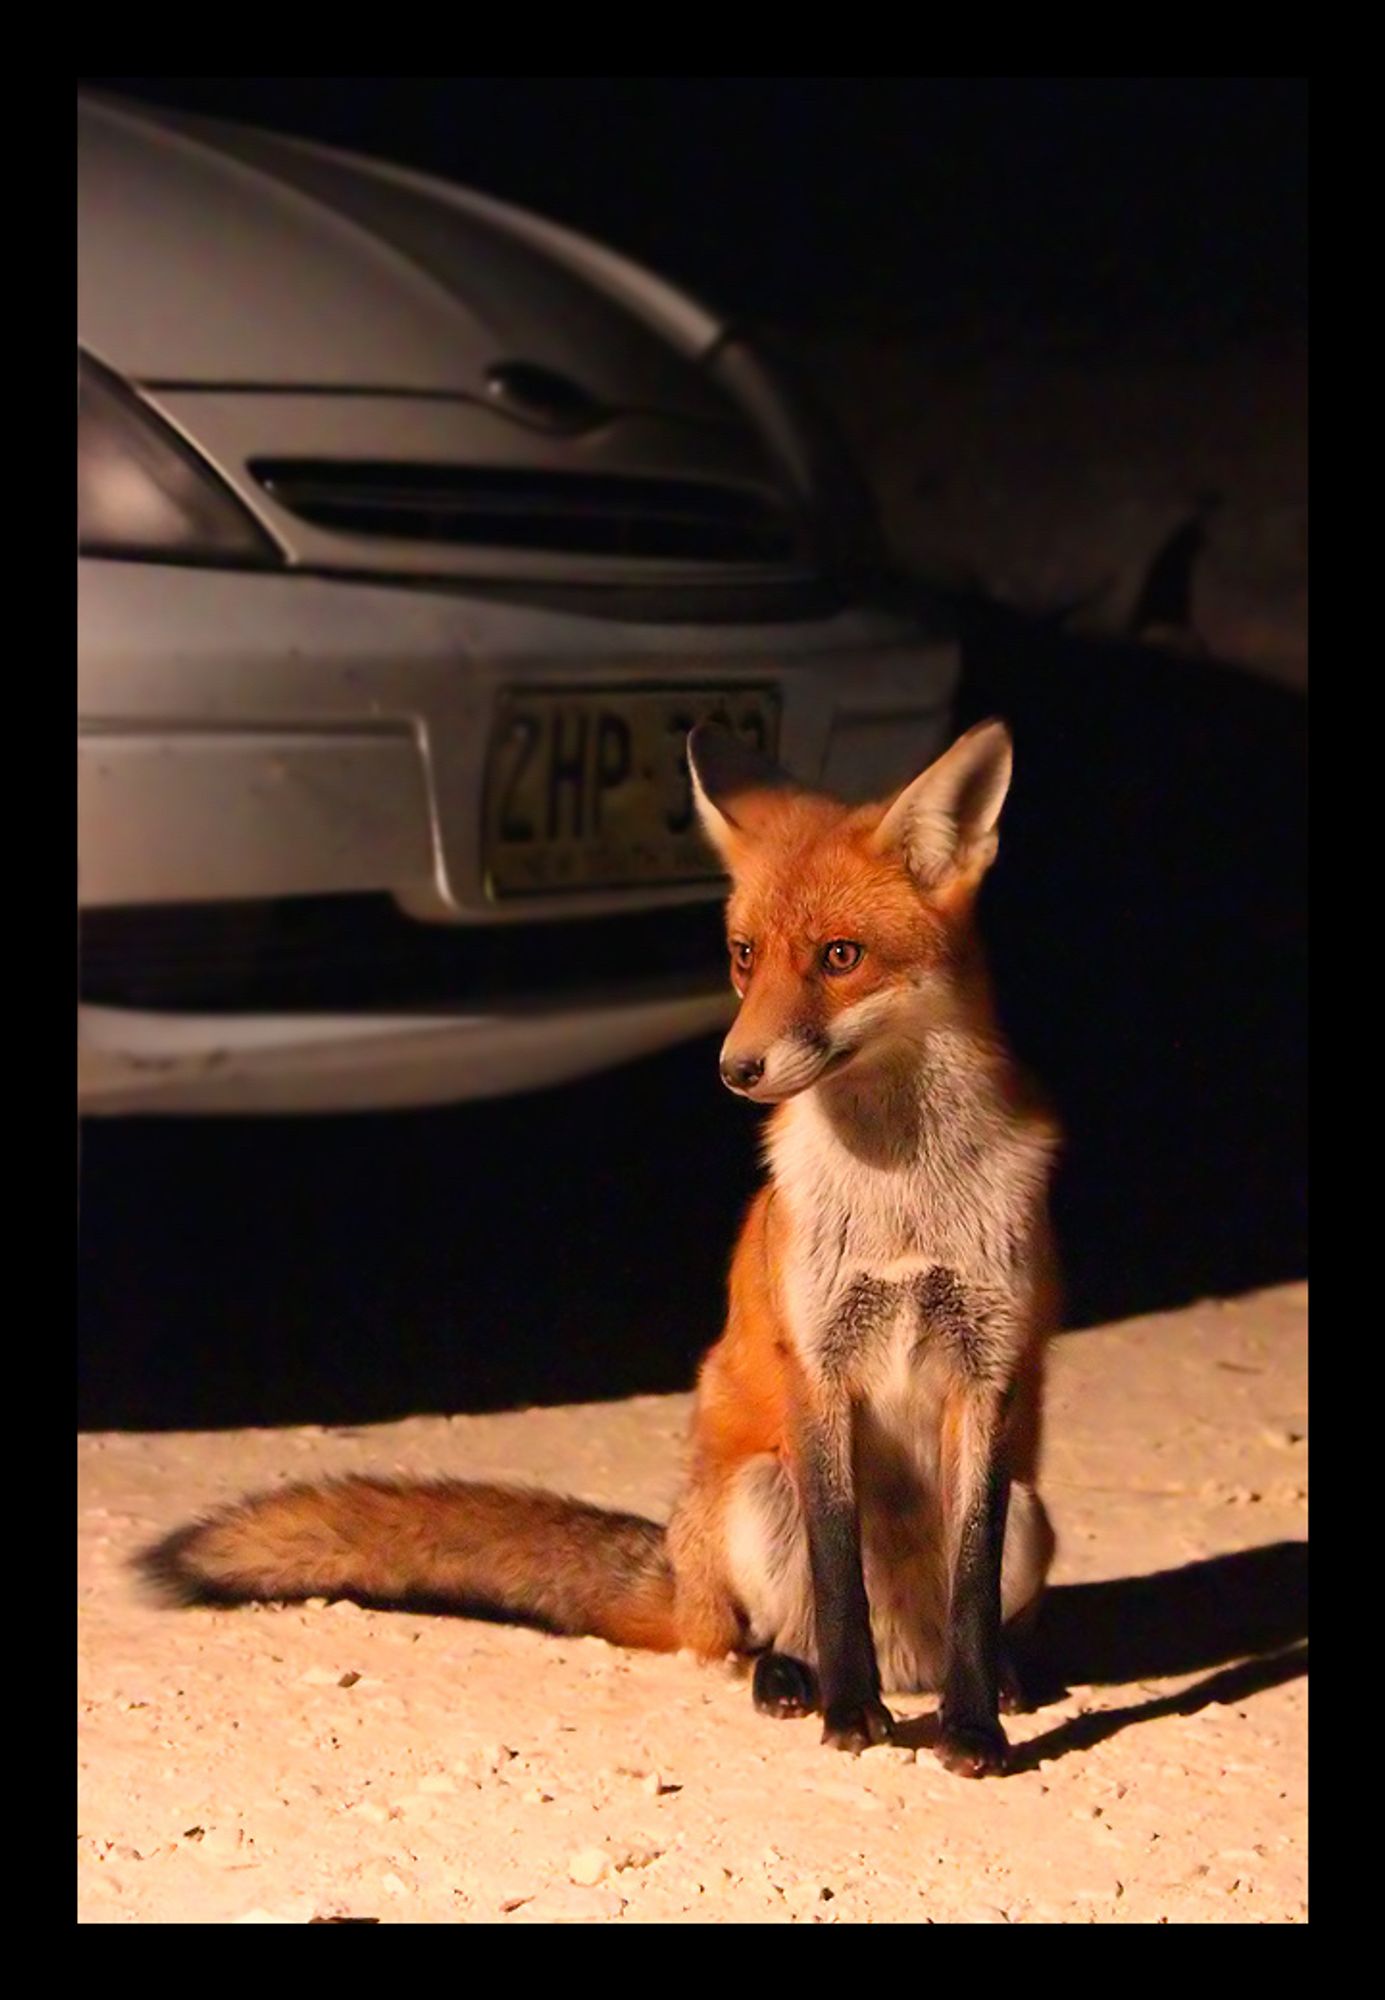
left=998, top=1656, right=1033, bottom=1716
left=935, top=1720, right=1008, bottom=1779
left=752, top=1653, right=819, bottom=1720
left=821, top=1698, right=894, bottom=1754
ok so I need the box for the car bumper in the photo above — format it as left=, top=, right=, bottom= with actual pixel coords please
left=78, top=987, right=736, bottom=1116
left=79, top=560, right=957, bottom=1111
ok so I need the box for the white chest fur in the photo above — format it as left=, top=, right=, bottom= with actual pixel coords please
left=767, top=1035, right=1053, bottom=1382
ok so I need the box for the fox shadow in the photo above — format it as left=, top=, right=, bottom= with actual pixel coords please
left=890, top=1538, right=1308, bottom=1767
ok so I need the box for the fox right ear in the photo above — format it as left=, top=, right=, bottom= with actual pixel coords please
left=687, top=724, right=796, bottom=864
left=873, top=719, right=1014, bottom=887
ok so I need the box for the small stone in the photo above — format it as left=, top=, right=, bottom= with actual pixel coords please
left=813, top=1780, right=884, bottom=1809
left=784, top=1880, right=832, bottom=1910
left=474, top=1743, right=517, bottom=1775
left=611, top=1846, right=660, bottom=1873
left=569, top=1847, right=610, bottom=1886
left=521, top=1787, right=553, bottom=1805
left=507, top=1886, right=625, bottom=1923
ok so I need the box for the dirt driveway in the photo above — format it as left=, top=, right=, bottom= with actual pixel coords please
left=78, top=1281, right=1305, bottom=1924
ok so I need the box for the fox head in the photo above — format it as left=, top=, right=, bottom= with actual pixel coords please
left=688, top=719, right=1013, bottom=1103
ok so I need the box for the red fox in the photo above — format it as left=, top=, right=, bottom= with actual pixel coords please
left=140, top=718, right=1060, bottom=1778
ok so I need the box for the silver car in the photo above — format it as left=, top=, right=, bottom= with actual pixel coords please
left=77, top=93, right=957, bottom=1114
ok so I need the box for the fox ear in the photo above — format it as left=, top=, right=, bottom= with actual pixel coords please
left=687, top=724, right=796, bottom=863
left=872, top=719, right=1013, bottom=887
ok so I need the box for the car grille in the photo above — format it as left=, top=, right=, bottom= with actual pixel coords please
left=79, top=895, right=728, bottom=1014
left=249, top=460, right=804, bottom=564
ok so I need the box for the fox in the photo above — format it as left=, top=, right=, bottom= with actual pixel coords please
left=139, top=717, right=1060, bottom=1778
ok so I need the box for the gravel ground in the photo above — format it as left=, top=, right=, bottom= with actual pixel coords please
left=78, top=1281, right=1306, bottom=1925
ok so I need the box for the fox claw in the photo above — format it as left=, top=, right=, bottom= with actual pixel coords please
left=821, top=1698, right=894, bottom=1753
left=936, top=1720, right=1008, bottom=1778
left=752, top=1652, right=819, bottom=1719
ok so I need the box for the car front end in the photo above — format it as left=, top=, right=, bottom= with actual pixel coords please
left=78, top=95, right=958, bottom=1114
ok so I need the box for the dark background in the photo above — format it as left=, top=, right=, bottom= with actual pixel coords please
left=77, top=78, right=1307, bottom=1431
left=83, top=78, right=1306, bottom=333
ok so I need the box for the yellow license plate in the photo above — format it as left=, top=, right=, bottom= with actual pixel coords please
left=484, top=685, right=781, bottom=896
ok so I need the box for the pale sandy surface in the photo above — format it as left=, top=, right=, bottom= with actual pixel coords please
left=78, top=1282, right=1306, bottom=1925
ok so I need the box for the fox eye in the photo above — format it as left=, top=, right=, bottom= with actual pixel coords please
left=822, top=939, right=864, bottom=975
left=731, top=939, right=755, bottom=972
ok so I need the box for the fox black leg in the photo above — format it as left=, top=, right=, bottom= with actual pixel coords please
left=998, top=1645, right=1033, bottom=1716
left=752, top=1653, right=819, bottom=1719
left=799, top=1410, right=893, bottom=1753
left=938, top=1410, right=1011, bottom=1778
left=998, top=1593, right=1051, bottom=1713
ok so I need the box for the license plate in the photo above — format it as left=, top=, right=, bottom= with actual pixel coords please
left=484, top=685, right=781, bottom=896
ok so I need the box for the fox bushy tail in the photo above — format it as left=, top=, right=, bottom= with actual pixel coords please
left=138, top=1479, right=679, bottom=1652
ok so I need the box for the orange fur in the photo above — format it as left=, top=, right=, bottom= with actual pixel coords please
left=139, top=721, right=1059, bottom=1774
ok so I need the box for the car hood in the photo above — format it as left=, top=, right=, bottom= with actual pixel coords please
left=77, top=95, right=737, bottom=424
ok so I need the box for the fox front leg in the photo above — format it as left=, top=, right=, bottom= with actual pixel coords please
left=798, top=1402, right=894, bottom=1753
left=937, top=1385, right=1012, bottom=1778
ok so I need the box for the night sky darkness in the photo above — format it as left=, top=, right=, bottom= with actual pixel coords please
left=77, top=79, right=1307, bottom=1430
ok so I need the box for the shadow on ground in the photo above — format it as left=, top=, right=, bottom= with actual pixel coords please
left=78, top=616, right=1305, bottom=1431
left=889, top=1538, right=1308, bottom=1765
left=1033, top=1537, right=1308, bottom=1687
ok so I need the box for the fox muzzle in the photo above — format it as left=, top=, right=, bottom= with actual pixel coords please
left=719, top=1053, right=766, bottom=1093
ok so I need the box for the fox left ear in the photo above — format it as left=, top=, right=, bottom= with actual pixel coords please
left=687, top=724, right=797, bottom=864
left=872, top=719, right=1014, bottom=887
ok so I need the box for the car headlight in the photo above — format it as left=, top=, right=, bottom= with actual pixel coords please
left=77, top=351, right=280, bottom=566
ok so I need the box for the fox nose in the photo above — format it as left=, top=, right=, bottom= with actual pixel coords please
left=720, top=1053, right=765, bottom=1092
